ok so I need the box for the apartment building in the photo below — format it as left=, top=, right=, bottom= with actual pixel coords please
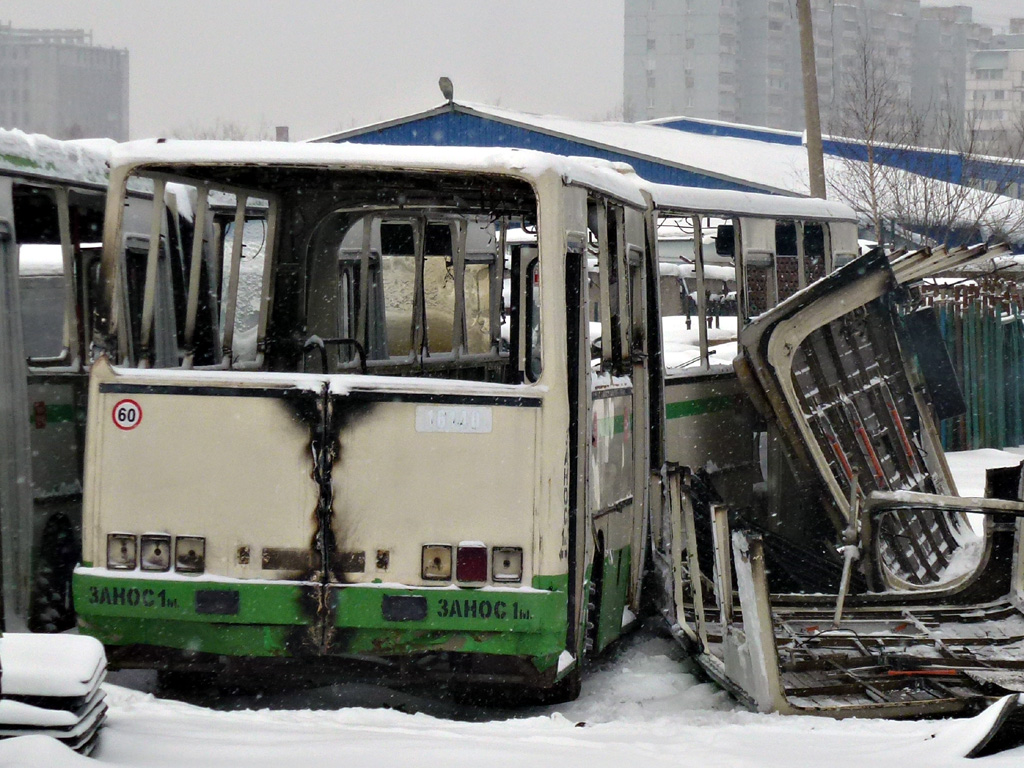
left=0, top=24, right=128, bottom=141
left=624, top=0, right=996, bottom=139
left=912, top=6, right=992, bottom=135
left=967, top=45, right=1024, bottom=147
left=624, top=0, right=798, bottom=128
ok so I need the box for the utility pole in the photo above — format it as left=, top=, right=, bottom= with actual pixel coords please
left=797, top=0, right=827, bottom=199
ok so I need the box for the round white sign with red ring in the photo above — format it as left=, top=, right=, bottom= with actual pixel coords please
left=112, top=399, right=142, bottom=430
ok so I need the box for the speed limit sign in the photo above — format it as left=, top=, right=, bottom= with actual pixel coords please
left=112, top=399, right=142, bottom=430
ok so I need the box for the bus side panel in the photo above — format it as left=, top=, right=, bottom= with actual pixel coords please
left=0, top=178, right=37, bottom=616
left=589, top=391, right=635, bottom=653
left=25, top=378, right=83, bottom=498
left=664, top=372, right=758, bottom=483
left=661, top=373, right=762, bottom=600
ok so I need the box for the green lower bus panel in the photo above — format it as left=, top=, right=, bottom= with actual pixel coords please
left=73, top=571, right=569, bottom=664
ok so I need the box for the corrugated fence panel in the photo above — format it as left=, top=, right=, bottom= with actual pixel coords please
left=925, top=282, right=1024, bottom=452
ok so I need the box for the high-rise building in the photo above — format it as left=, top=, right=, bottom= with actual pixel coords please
left=624, top=0, right=799, bottom=128
left=624, top=1, right=993, bottom=140
left=912, top=6, right=992, bottom=137
left=624, top=0, right=740, bottom=123
left=0, top=23, right=128, bottom=141
left=967, top=47, right=1024, bottom=148
left=811, top=0, right=919, bottom=133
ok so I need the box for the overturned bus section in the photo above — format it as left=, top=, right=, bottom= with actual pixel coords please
left=652, top=240, right=1024, bottom=719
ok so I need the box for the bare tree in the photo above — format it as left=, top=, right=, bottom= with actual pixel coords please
left=827, top=36, right=1024, bottom=249
left=170, top=118, right=273, bottom=141
left=826, top=35, right=921, bottom=244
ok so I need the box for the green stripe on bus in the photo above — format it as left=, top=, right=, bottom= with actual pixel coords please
left=665, top=394, right=738, bottom=420
left=78, top=614, right=566, bottom=662
left=74, top=571, right=569, bottom=662
left=0, top=152, right=43, bottom=170
left=594, top=414, right=627, bottom=437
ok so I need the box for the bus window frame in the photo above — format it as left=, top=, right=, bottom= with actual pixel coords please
left=14, top=183, right=81, bottom=371
left=524, top=252, right=542, bottom=383
left=589, top=196, right=631, bottom=376
left=121, top=170, right=279, bottom=371
left=113, top=168, right=533, bottom=382
left=312, top=210, right=516, bottom=378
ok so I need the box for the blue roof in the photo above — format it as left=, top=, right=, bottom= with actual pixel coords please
left=641, top=116, right=804, bottom=146
left=318, top=101, right=1024, bottom=201
left=320, top=104, right=772, bottom=194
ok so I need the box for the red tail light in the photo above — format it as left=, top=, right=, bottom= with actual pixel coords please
left=456, top=542, right=487, bottom=583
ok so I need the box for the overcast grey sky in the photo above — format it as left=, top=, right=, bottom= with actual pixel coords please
left=3, top=1, right=1021, bottom=141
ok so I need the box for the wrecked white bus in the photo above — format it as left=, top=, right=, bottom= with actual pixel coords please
left=74, top=142, right=660, bottom=697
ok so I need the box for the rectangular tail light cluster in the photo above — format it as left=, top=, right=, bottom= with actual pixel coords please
left=422, top=543, right=523, bottom=584
left=107, top=533, right=205, bottom=574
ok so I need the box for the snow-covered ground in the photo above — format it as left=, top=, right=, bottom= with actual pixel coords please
left=945, top=446, right=1024, bottom=497
left=3, top=449, right=1024, bottom=766
left=662, top=314, right=738, bottom=369
left=5, top=632, right=1022, bottom=767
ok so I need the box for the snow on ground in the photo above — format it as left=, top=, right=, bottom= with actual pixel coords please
left=944, top=447, right=1024, bottom=497
left=3, top=451, right=1024, bottom=766
left=0, top=632, right=1019, bottom=767
left=1, top=632, right=1020, bottom=767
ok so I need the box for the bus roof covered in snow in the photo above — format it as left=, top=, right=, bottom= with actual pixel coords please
left=0, top=128, right=111, bottom=187
left=108, top=140, right=649, bottom=208
left=647, top=181, right=859, bottom=222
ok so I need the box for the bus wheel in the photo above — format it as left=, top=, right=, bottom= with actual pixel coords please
left=28, top=511, right=79, bottom=633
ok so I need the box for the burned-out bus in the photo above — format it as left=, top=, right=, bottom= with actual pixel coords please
left=0, top=130, right=232, bottom=634
left=646, top=180, right=1024, bottom=719
left=74, top=142, right=662, bottom=697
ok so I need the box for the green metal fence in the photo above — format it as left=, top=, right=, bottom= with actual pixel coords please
left=926, top=281, right=1024, bottom=451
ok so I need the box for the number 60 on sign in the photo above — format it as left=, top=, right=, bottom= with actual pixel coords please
left=112, top=399, right=142, bottom=430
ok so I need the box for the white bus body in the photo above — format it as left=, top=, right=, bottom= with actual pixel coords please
left=75, top=142, right=655, bottom=697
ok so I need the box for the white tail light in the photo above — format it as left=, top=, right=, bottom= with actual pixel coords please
left=106, top=533, right=137, bottom=570
left=174, top=536, right=206, bottom=574
left=491, top=547, right=523, bottom=583
left=140, top=534, right=172, bottom=572
left=422, top=544, right=452, bottom=581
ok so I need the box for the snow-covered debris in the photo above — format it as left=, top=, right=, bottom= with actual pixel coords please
left=0, top=634, right=108, bottom=754
left=1, top=631, right=1021, bottom=766
left=0, top=634, right=106, bottom=698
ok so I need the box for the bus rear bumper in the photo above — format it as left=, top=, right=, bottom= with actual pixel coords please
left=73, top=569, right=570, bottom=682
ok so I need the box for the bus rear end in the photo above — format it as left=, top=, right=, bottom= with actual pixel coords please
left=75, top=143, right=576, bottom=693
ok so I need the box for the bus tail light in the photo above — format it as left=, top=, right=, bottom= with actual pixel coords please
left=491, top=547, right=523, bottom=583
left=140, top=534, right=172, bottom=572
left=174, top=536, right=206, bottom=574
left=422, top=544, right=452, bottom=581
left=456, top=542, right=487, bottom=583
left=107, top=533, right=137, bottom=570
